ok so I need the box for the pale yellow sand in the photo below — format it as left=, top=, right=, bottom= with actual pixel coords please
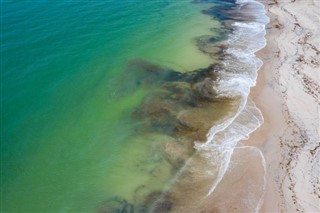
left=245, top=0, right=320, bottom=212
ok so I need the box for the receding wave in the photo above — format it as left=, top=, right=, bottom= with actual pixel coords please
left=153, top=0, right=270, bottom=212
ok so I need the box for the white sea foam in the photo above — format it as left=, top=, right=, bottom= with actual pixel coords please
left=158, top=1, right=270, bottom=212
left=193, top=0, right=270, bottom=204
left=195, top=99, right=264, bottom=195
left=236, top=0, right=254, bottom=4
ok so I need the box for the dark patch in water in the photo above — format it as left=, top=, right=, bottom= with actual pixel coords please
left=96, top=58, right=235, bottom=212
left=126, top=59, right=239, bottom=148
left=123, top=59, right=217, bottom=87
left=200, top=0, right=260, bottom=24
left=135, top=190, right=171, bottom=213
left=196, top=36, right=226, bottom=57
left=97, top=197, right=134, bottom=213
left=192, top=0, right=236, bottom=5
left=97, top=191, right=173, bottom=213
left=148, top=193, right=173, bottom=213
left=192, top=0, right=239, bottom=23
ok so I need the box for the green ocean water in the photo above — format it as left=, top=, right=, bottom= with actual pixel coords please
left=1, top=1, right=223, bottom=212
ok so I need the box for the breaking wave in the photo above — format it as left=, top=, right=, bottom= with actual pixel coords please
left=196, top=0, right=269, bottom=197
left=162, top=0, right=270, bottom=212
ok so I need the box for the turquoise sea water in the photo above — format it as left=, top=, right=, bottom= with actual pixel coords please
left=1, top=1, right=223, bottom=212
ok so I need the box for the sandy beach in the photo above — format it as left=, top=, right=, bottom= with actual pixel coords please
left=245, top=0, right=320, bottom=212
left=2, top=0, right=318, bottom=212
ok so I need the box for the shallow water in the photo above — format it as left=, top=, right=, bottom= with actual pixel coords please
left=1, top=1, right=222, bottom=212
left=1, top=0, right=269, bottom=212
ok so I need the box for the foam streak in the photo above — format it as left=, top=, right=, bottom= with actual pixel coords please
left=195, top=0, right=270, bottom=199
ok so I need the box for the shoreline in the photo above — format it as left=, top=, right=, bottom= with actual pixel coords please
left=244, top=0, right=320, bottom=212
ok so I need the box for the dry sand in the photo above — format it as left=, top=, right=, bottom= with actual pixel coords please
left=244, top=0, right=320, bottom=212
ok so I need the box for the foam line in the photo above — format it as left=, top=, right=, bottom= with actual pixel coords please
left=194, top=0, right=270, bottom=198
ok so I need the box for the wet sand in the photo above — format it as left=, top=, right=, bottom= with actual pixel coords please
left=244, top=0, right=320, bottom=212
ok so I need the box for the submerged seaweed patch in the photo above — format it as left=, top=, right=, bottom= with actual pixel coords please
left=127, top=59, right=236, bottom=141
left=97, top=197, right=134, bottom=213
left=96, top=56, right=238, bottom=212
